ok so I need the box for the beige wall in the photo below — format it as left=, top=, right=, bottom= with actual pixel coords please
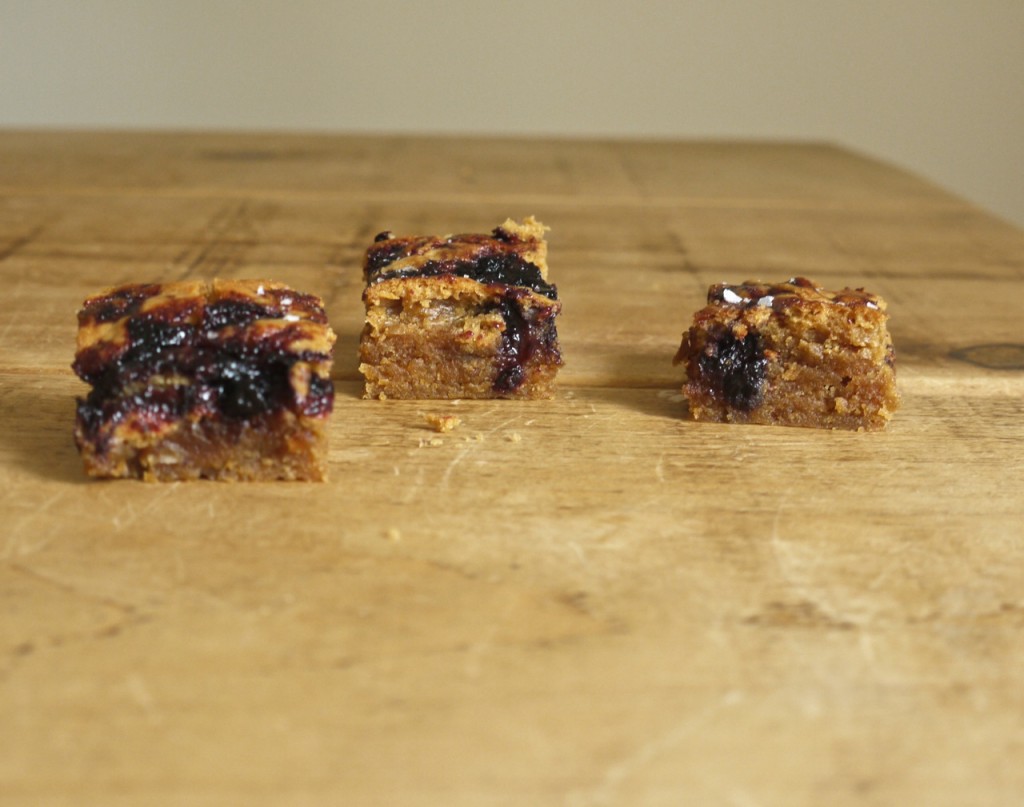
left=2, top=0, right=1022, bottom=227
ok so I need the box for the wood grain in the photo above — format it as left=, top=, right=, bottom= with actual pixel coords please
left=1, top=131, right=1023, bottom=806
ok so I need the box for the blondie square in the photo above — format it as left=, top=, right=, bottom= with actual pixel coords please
left=73, top=279, right=335, bottom=480
left=673, top=277, right=899, bottom=430
left=359, top=217, right=562, bottom=399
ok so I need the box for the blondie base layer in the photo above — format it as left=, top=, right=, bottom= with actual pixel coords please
left=73, top=280, right=336, bottom=481
left=673, top=277, right=899, bottom=430
left=359, top=217, right=562, bottom=399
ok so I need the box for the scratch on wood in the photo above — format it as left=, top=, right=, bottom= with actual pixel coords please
left=5, top=561, right=137, bottom=615
left=0, top=223, right=46, bottom=263
left=110, top=483, right=180, bottom=532
left=743, top=600, right=855, bottom=631
left=398, top=467, right=426, bottom=505
left=1, top=489, right=68, bottom=559
left=464, top=591, right=520, bottom=679
left=768, top=499, right=860, bottom=630
left=125, top=673, right=163, bottom=725
left=565, top=690, right=744, bottom=807
left=440, top=413, right=518, bottom=489
left=440, top=445, right=474, bottom=489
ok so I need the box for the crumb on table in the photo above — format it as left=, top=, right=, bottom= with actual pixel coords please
left=424, top=413, right=462, bottom=433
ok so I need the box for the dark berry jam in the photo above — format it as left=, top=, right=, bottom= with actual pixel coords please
left=82, top=284, right=162, bottom=324
left=203, top=298, right=274, bottom=330
left=365, top=239, right=416, bottom=275
left=698, top=328, right=767, bottom=411
left=125, top=316, right=197, bottom=364
left=372, top=253, right=557, bottom=300
left=492, top=292, right=560, bottom=394
left=209, top=358, right=282, bottom=418
left=74, top=295, right=334, bottom=452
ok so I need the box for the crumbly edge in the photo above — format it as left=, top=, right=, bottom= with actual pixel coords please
left=496, top=216, right=550, bottom=277
left=75, top=410, right=329, bottom=482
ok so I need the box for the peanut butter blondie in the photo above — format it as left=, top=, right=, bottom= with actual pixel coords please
left=73, top=280, right=335, bottom=481
left=674, top=277, right=899, bottom=430
left=359, top=217, right=562, bottom=399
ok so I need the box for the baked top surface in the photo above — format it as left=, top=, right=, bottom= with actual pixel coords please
left=363, top=216, right=556, bottom=301
left=707, top=276, right=885, bottom=312
left=74, top=279, right=335, bottom=383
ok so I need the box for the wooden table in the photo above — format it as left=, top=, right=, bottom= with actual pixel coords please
left=2, top=131, right=1022, bottom=806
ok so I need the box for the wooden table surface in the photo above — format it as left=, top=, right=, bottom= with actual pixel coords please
left=2, top=131, right=1023, bottom=806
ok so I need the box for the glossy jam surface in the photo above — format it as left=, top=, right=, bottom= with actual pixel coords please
left=369, top=252, right=557, bottom=300
left=366, top=231, right=557, bottom=300
left=366, top=220, right=552, bottom=289
left=491, top=292, right=561, bottom=394
left=74, top=282, right=335, bottom=446
left=86, top=283, right=163, bottom=323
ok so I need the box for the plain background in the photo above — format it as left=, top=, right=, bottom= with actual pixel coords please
left=2, top=0, right=1022, bottom=228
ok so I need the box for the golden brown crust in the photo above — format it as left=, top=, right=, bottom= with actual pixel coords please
left=76, top=411, right=329, bottom=482
left=365, top=214, right=550, bottom=284
left=705, top=276, right=886, bottom=311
